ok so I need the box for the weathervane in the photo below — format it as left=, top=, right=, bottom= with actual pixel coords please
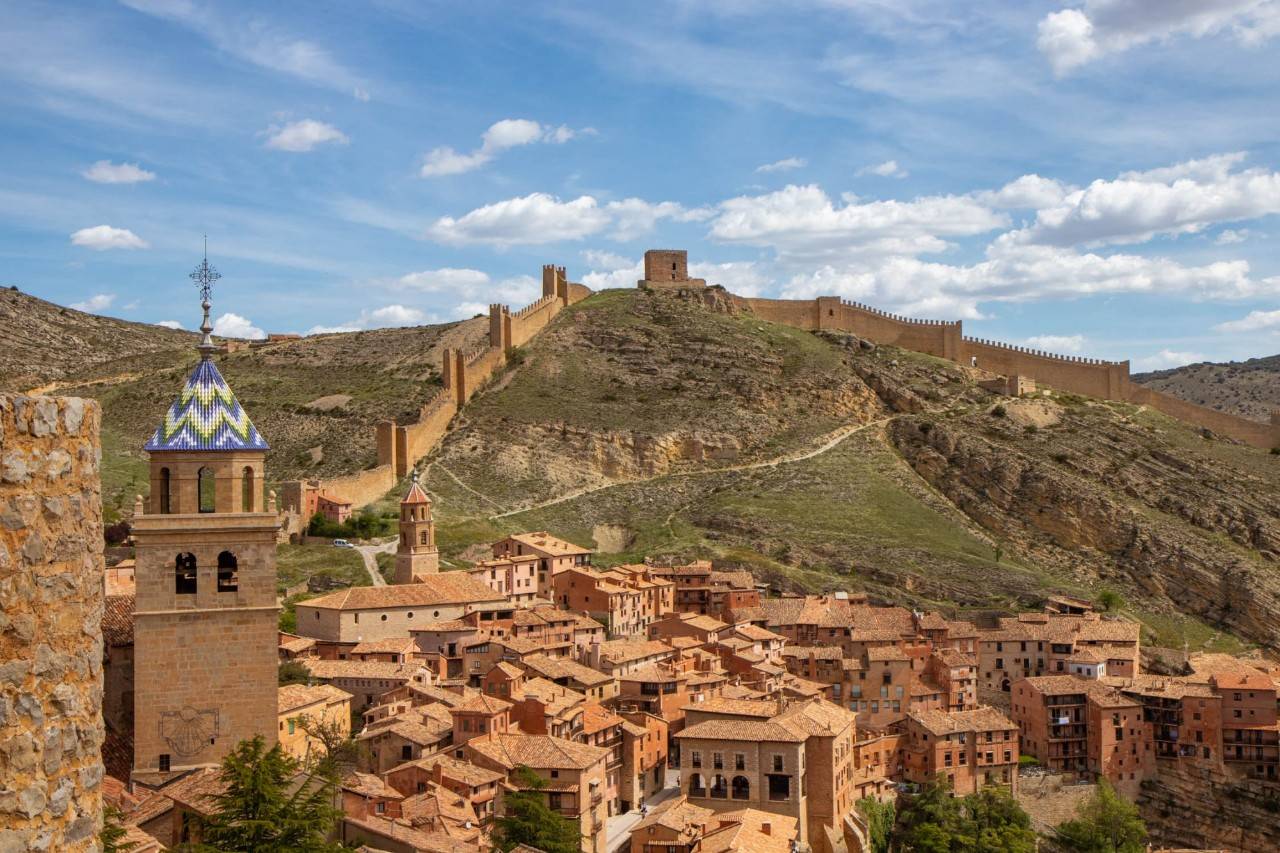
left=191, top=236, right=221, bottom=359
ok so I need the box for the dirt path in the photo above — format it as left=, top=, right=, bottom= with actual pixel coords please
left=355, top=540, right=396, bottom=587
left=490, top=416, right=894, bottom=520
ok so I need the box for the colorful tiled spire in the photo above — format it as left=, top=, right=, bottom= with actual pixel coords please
left=144, top=245, right=268, bottom=452
left=144, top=359, right=268, bottom=452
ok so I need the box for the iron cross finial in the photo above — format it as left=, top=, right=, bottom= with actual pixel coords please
left=190, top=235, right=221, bottom=303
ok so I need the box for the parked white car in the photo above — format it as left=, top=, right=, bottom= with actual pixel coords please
left=332, top=538, right=354, bottom=548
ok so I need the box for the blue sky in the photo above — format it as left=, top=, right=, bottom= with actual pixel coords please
left=3, top=0, right=1280, bottom=368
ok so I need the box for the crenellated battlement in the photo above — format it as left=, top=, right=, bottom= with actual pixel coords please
left=960, top=336, right=1123, bottom=366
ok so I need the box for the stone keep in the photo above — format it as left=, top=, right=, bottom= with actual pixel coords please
left=393, top=475, right=439, bottom=584
left=130, top=354, right=279, bottom=785
left=0, top=394, right=105, bottom=852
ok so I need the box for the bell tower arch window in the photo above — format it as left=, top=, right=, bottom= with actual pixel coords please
left=198, top=467, right=216, bottom=513
left=175, top=553, right=198, bottom=595
left=241, top=466, right=255, bottom=512
left=159, top=467, right=172, bottom=514
left=217, top=551, right=239, bottom=592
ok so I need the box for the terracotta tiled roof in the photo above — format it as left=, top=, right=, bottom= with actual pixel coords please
left=1021, top=675, right=1144, bottom=705
left=414, top=619, right=477, bottom=633
left=518, top=654, right=614, bottom=687
left=401, top=782, right=478, bottom=831
left=933, top=648, right=977, bottom=667
left=515, top=677, right=587, bottom=716
left=908, top=706, right=1017, bottom=736
left=467, top=733, right=609, bottom=770
left=402, top=478, right=433, bottom=506
left=596, top=638, right=674, bottom=664
left=344, top=814, right=481, bottom=853
left=279, top=632, right=317, bottom=653
left=304, top=659, right=422, bottom=681
left=278, top=683, right=350, bottom=713
left=488, top=661, right=525, bottom=679
left=1101, top=674, right=1217, bottom=700
left=302, top=574, right=506, bottom=610
left=866, top=646, right=909, bottom=662
left=352, top=637, right=419, bottom=655
left=505, top=531, right=591, bottom=557
left=733, top=624, right=783, bottom=642
left=581, top=703, right=624, bottom=735
left=677, top=719, right=806, bottom=743
left=430, top=755, right=506, bottom=787
left=102, top=727, right=134, bottom=784
left=343, top=771, right=404, bottom=800
left=160, top=767, right=227, bottom=815
left=390, top=754, right=505, bottom=787
left=103, top=594, right=135, bottom=646
left=701, top=808, right=798, bottom=853
left=452, top=693, right=513, bottom=714
left=633, top=795, right=713, bottom=836
left=687, top=698, right=778, bottom=718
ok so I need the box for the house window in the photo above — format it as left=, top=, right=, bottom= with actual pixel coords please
left=691, top=751, right=702, bottom=768
left=735, top=753, right=745, bottom=771
left=772, top=755, right=783, bottom=773
left=159, top=754, right=171, bottom=772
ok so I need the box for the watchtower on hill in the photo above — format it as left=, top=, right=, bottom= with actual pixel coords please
left=638, top=249, right=707, bottom=291
left=131, top=255, right=279, bottom=785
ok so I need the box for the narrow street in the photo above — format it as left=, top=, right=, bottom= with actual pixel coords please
left=605, top=770, right=682, bottom=853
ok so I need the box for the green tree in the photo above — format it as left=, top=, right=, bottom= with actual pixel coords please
left=895, top=777, right=1036, bottom=853
left=1053, top=779, right=1147, bottom=852
left=493, top=766, right=582, bottom=853
left=278, top=660, right=311, bottom=686
left=856, top=796, right=896, bottom=853
left=101, top=804, right=138, bottom=853
left=299, top=715, right=364, bottom=777
left=185, top=735, right=344, bottom=852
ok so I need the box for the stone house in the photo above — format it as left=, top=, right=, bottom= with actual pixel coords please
left=384, top=754, right=505, bottom=827
left=977, top=612, right=1140, bottom=693
left=900, top=707, right=1020, bottom=796
left=619, top=710, right=670, bottom=812
left=466, top=732, right=612, bottom=853
left=465, top=554, right=539, bottom=604
left=276, top=683, right=352, bottom=763
left=492, top=531, right=593, bottom=598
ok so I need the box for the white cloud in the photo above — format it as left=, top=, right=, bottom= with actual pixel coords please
left=1014, top=153, right=1280, bottom=248
left=690, top=261, right=769, bottom=297
left=1137, top=349, right=1208, bottom=370
left=779, top=240, right=1280, bottom=319
left=977, top=175, right=1077, bottom=209
left=582, top=260, right=643, bottom=291
left=1216, top=228, right=1251, bottom=244
left=427, top=193, right=611, bottom=246
left=82, top=160, right=156, bottom=184
left=1023, top=334, right=1086, bottom=353
left=156, top=319, right=184, bottom=329
left=353, top=86, right=370, bottom=102
left=1037, top=0, right=1280, bottom=76
left=756, top=157, right=806, bottom=174
left=857, top=159, right=909, bottom=178
left=709, top=184, right=1007, bottom=264
left=265, top=119, right=348, bottom=152
left=1215, top=308, right=1280, bottom=332
left=70, top=225, right=149, bottom=250
left=397, top=268, right=492, bottom=292
left=121, top=1, right=368, bottom=95
left=70, top=293, right=115, bottom=312
left=604, top=199, right=713, bottom=241
left=305, top=309, right=434, bottom=335
left=420, top=118, right=590, bottom=177
left=581, top=249, right=633, bottom=270
left=213, top=312, right=267, bottom=340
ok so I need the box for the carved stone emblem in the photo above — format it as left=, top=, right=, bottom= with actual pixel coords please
left=160, top=706, right=219, bottom=756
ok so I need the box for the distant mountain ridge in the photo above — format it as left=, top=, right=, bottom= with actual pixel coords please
left=1134, top=354, right=1280, bottom=424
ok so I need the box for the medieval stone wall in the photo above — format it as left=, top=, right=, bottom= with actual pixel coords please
left=740, top=294, right=1278, bottom=449
left=0, top=394, right=105, bottom=851
left=279, top=266, right=593, bottom=518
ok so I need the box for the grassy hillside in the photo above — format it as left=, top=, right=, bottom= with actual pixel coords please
left=423, top=288, right=1280, bottom=654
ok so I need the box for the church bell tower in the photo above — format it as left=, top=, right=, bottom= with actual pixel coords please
left=130, top=250, right=279, bottom=785
left=394, top=471, right=439, bottom=583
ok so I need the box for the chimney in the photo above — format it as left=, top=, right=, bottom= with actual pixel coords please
left=761, top=821, right=772, bottom=836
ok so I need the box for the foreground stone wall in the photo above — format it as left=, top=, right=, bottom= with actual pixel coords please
left=0, top=394, right=105, bottom=851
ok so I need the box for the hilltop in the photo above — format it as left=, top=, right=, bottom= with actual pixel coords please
left=424, top=287, right=1280, bottom=652
left=0, top=287, right=195, bottom=391
left=1135, top=354, right=1280, bottom=423
left=3, top=286, right=487, bottom=517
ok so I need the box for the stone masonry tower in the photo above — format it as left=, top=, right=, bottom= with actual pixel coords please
left=130, top=254, right=279, bottom=785
left=393, top=472, right=439, bottom=583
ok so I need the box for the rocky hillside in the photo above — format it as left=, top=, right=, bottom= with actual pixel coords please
left=3, top=286, right=487, bottom=518
left=1135, top=354, right=1280, bottom=423
left=424, top=287, right=1280, bottom=654
left=0, top=287, right=195, bottom=391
